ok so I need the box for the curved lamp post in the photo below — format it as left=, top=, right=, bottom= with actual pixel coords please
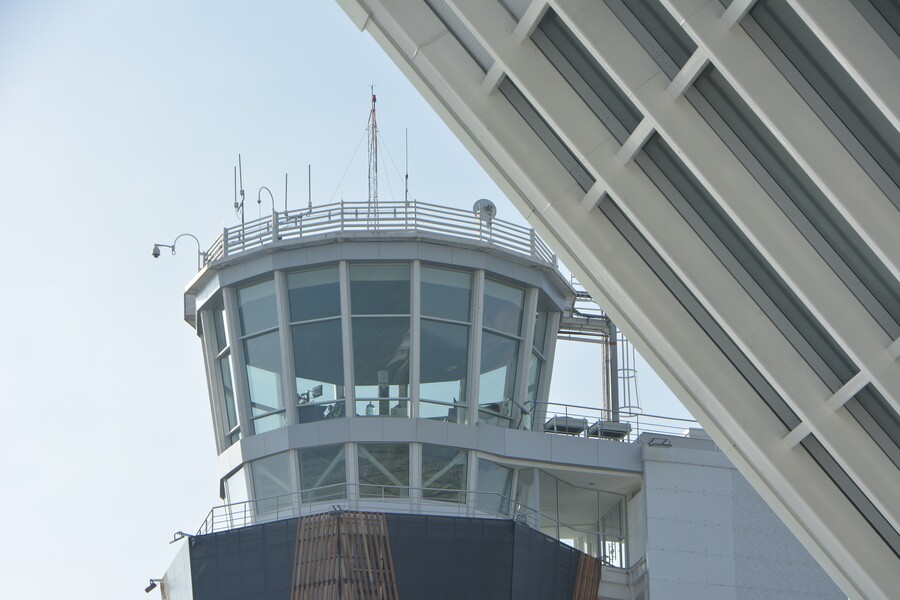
left=152, top=233, right=206, bottom=270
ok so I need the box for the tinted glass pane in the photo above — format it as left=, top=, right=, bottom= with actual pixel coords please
left=421, top=266, right=471, bottom=321
left=225, top=467, right=249, bottom=528
left=287, top=267, right=340, bottom=322
left=244, top=331, right=283, bottom=416
left=522, top=353, right=542, bottom=431
left=299, top=445, right=346, bottom=502
left=533, top=307, right=549, bottom=352
left=356, top=399, right=409, bottom=418
left=238, top=279, right=277, bottom=334
left=422, top=445, right=468, bottom=502
left=483, top=279, right=524, bottom=335
left=251, top=452, right=293, bottom=516
left=214, top=307, right=228, bottom=352
left=358, top=443, right=409, bottom=497
left=558, top=478, right=599, bottom=555
left=350, top=264, right=410, bottom=315
left=225, top=468, right=248, bottom=504
left=292, top=320, right=344, bottom=404
left=476, top=459, right=513, bottom=515
left=253, top=412, right=286, bottom=434
left=218, top=354, right=238, bottom=431
left=352, top=317, right=410, bottom=399
left=420, top=400, right=467, bottom=424
left=420, top=320, right=468, bottom=405
left=479, top=331, right=519, bottom=418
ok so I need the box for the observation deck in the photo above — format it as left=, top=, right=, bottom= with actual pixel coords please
left=178, top=199, right=695, bottom=579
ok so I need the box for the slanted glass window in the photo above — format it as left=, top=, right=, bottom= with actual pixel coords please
left=419, top=320, right=468, bottom=423
left=478, top=332, right=519, bottom=427
left=288, top=266, right=346, bottom=424
left=214, top=307, right=229, bottom=352
left=533, top=307, right=549, bottom=352
left=219, top=355, right=239, bottom=442
left=476, top=459, right=513, bottom=516
left=421, top=445, right=468, bottom=502
left=288, top=267, right=340, bottom=321
left=299, top=445, right=346, bottom=503
left=225, top=468, right=248, bottom=505
left=520, top=351, right=542, bottom=431
left=352, top=317, right=411, bottom=416
left=251, top=452, right=293, bottom=518
left=421, top=266, right=471, bottom=321
left=350, top=264, right=410, bottom=315
left=293, top=320, right=345, bottom=423
left=238, top=279, right=278, bottom=334
left=483, top=279, right=524, bottom=335
left=350, top=264, right=411, bottom=418
left=211, top=306, right=240, bottom=447
left=358, top=443, right=409, bottom=498
left=245, top=330, right=284, bottom=424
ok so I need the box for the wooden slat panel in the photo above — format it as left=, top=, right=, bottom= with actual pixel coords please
left=573, top=553, right=603, bottom=600
left=291, top=512, right=398, bottom=600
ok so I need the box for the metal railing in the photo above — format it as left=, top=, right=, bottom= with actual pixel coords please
left=541, top=403, right=699, bottom=443
left=202, top=200, right=557, bottom=268
left=196, top=483, right=626, bottom=567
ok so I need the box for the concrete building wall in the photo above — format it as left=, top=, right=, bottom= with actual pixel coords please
left=642, top=442, right=843, bottom=600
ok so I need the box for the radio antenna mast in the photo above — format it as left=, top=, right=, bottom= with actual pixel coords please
left=367, top=86, right=378, bottom=219
left=404, top=128, right=409, bottom=205
left=236, top=154, right=245, bottom=225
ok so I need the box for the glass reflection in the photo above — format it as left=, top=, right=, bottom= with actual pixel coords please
left=478, top=331, right=519, bottom=425
left=251, top=452, right=293, bottom=517
left=483, top=279, right=524, bottom=335
left=422, top=445, right=468, bottom=502
left=214, top=307, right=228, bottom=352
left=358, top=443, right=409, bottom=498
left=292, top=320, right=345, bottom=422
left=300, top=445, right=346, bottom=502
left=420, top=320, right=468, bottom=405
left=533, top=307, right=548, bottom=352
left=350, top=264, right=410, bottom=315
left=288, top=267, right=340, bottom=322
left=521, top=353, right=542, bottom=431
left=421, top=267, right=471, bottom=321
left=218, top=355, right=239, bottom=434
left=244, top=331, right=283, bottom=416
left=352, top=317, right=410, bottom=408
left=476, top=459, right=513, bottom=515
left=238, top=279, right=277, bottom=334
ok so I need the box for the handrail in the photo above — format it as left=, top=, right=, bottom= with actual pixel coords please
left=201, top=200, right=557, bottom=269
left=541, top=402, right=700, bottom=443
left=195, top=483, right=626, bottom=567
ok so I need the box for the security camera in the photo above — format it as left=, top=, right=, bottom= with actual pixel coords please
left=145, top=580, right=159, bottom=593
left=152, top=245, right=161, bottom=258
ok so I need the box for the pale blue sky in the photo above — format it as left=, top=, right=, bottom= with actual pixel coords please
left=0, top=2, right=689, bottom=597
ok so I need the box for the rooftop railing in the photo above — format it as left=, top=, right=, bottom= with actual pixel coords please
left=203, top=200, right=557, bottom=268
left=196, top=483, right=626, bottom=567
left=541, top=403, right=700, bottom=443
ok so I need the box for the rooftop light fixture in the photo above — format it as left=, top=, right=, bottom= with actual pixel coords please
left=151, top=233, right=206, bottom=270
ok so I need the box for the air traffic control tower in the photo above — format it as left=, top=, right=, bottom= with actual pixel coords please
left=155, top=200, right=843, bottom=599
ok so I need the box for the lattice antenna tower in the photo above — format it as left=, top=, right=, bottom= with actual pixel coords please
left=367, top=86, right=379, bottom=217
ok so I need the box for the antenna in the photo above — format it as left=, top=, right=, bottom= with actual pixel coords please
left=284, top=172, right=288, bottom=212
left=308, top=164, right=312, bottom=211
left=404, top=128, right=409, bottom=205
left=367, top=85, right=378, bottom=218
left=237, top=154, right=246, bottom=225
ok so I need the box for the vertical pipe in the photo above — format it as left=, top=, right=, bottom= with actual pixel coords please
left=609, top=320, right=619, bottom=422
